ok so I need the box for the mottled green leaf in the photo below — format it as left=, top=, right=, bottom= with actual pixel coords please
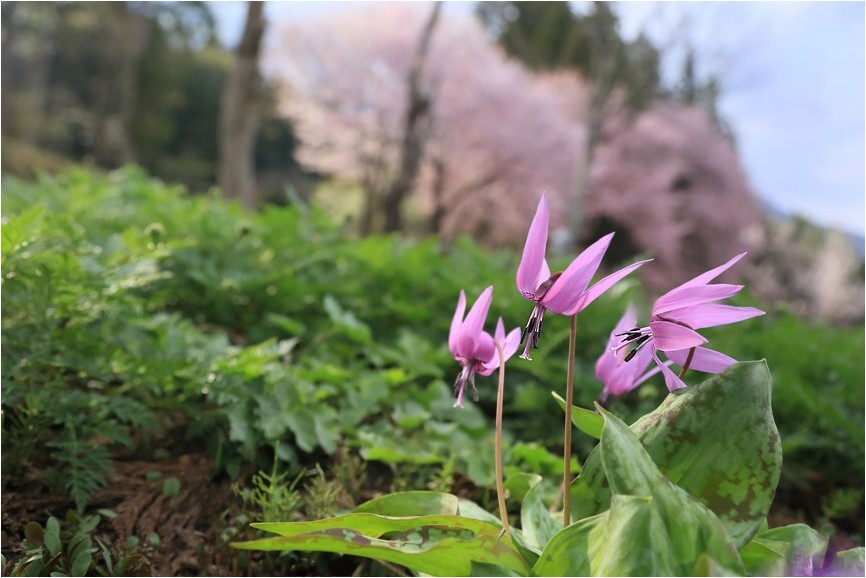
left=757, top=524, right=828, bottom=576
left=233, top=512, right=531, bottom=576
left=536, top=409, right=745, bottom=576
left=552, top=391, right=603, bottom=439
left=355, top=489, right=539, bottom=568
left=571, top=361, right=781, bottom=547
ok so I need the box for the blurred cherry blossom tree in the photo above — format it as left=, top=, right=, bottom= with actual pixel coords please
left=584, top=101, right=765, bottom=288
left=269, top=3, right=586, bottom=243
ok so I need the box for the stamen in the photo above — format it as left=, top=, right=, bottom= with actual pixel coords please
left=623, top=335, right=650, bottom=361
left=520, top=304, right=548, bottom=360
left=612, top=326, right=652, bottom=360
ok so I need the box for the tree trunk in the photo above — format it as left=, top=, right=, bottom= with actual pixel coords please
left=381, top=1, right=441, bottom=233
left=218, top=1, right=265, bottom=209
left=427, top=156, right=447, bottom=234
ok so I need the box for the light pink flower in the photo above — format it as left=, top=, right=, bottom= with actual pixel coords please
left=449, top=286, right=521, bottom=407
left=596, top=305, right=667, bottom=403
left=613, top=253, right=765, bottom=391
left=516, top=193, right=651, bottom=360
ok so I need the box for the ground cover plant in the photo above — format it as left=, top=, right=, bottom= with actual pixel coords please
left=2, top=166, right=863, bottom=575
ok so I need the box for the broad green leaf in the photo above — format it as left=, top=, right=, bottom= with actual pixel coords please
left=757, top=524, right=828, bottom=576
left=739, top=537, right=788, bottom=576
left=536, top=409, right=745, bottom=576
left=504, top=473, right=561, bottom=552
left=571, top=361, right=781, bottom=547
left=354, top=489, right=539, bottom=567
left=71, top=549, right=92, bottom=577
left=233, top=512, right=531, bottom=576
left=552, top=391, right=603, bottom=439
left=354, top=491, right=459, bottom=516
left=833, top=547, right=865, bottom=575
left=44, top=517, right=62, bottom=556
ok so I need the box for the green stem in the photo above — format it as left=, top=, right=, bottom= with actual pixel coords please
left=678, top=346, right=696, bottom=380
left=494, top=342, right=510, bottom=539
left=563, top=314, right=577, bottom=527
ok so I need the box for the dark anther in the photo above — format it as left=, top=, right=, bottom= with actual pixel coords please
left=623, top=335, right=650, bottom=362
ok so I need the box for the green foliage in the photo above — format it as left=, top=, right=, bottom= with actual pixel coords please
left=2, top=165, right=862, bottom=544
left=235, top=364, right=827, bottom=577
left=570, top=362, right=782, bottom=548
left=8, top=510, right=150, bottom=577
left=236, top=492, right=534, bottom=576
left=232, top=450, right=304, bottom=523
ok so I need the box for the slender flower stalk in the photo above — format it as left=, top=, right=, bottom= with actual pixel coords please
left=493, top=342, right=509, bottom=539
left=516, top=193, right=651, bottom=360
left=562, top=314, right=576, bottom=527
left=613, top=253, right=765, bottom=391
left=516, top=193, right=650, bottom=526
left=447, top=287, right=519, bottom=537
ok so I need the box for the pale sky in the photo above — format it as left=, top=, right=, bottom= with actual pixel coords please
left=211, top=1, right=865, bottom=235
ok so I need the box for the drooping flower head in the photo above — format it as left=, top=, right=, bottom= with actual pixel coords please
left=613, top=253, right=765, bottom=392
left=596, top=304, right=668, bottom=403
left=516, top=193, right=651, bottom=360
left=449, top=286, right=521, bottom=407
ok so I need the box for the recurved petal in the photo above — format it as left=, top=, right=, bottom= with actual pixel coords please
left=517, top=194, right=549, bottom=297
left=650, top=320, right=708, bottom=351
left=493, top=317, right=506, bottom=344
left=678, top=252, right=747, bottom=290
left=482, top=326, right=521, bottom=373
left=633, top=356, right=666, bottom=388
left=662, top=303, right=765, bottom=329
left=564, top=259, right=652, bottom=316
left=460, top=285, right=493, bottom=344
left=542, top=232, right=615, bottom=314
left=595, top=343, right=619, bottom=385
left=654, top=350, right=688, bottom=392
left=653, top=284, right=745, bottom=316
left=666, top=346, right=736, bottom=373
left=448, top=290, right=467, bottom=357
left=501, top=326, right=522, bottom=360
left=604, top=304, right=639, bottom=351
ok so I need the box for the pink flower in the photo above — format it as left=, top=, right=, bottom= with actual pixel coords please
left=613, top=253, right=765, bottom=391
left=516, top=193, right=651, bottom=360
left=449, top=286, right=521, bottom=407
left=596, top=305, right=668, bottom=403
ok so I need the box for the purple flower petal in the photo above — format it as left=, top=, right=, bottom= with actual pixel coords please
left=502, top=327, right=521, bottom=360
left=494, top=317, right=506, bottom=344
left=564, top=258, right=652, bottom=315
left=542, top=232, right=614, bottom=314
left=654, top=350, right=688, bottom=392
left=516, top=194, right=550, bottom=297
left=678, top=252, right=747, bottom=291
left=448, top=290, right=466, bottom=358
left=457, top=286, right=494, bottom=358
left=633, top=356, right=667, bottom=388
left=666, top=346, right=737, bottom=373
left=663, top=303, right=765, bottom=330
left=653, top=284, right=745, bottom=316
left=650, top=320, right=708, bottom=351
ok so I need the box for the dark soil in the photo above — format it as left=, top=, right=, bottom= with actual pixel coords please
left=2, top=453, right=237, bottom=576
